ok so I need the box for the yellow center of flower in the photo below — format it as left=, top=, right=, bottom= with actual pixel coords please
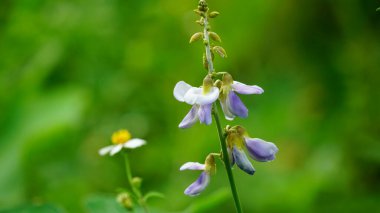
left=111, top=129, right=132, bottom=144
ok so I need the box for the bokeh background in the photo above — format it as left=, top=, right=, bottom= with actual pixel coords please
left=1, top=0, right=380, bottom=212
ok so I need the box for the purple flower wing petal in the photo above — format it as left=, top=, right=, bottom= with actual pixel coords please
left=184, top=172, right=210, bottom=196
left=227, top=91, right=248, bottom=118
left=233, top=146, right=255, bottom=175
left=245, top=138, right=278, bottom=162
left=232, top=81, right=264, bottom=95
left=179, top=105, right=199, bottom=128
left=198, top=104, right=212, bottom=125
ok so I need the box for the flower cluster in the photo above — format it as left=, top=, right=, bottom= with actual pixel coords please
left=175, top=0, right=279, bottom=197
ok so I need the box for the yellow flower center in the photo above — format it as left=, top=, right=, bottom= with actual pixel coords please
left=111, top=129, right=132, bottom=144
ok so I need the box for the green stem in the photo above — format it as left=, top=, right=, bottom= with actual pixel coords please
left=123, top=152, right=149, bottom=213
left=212, top=104, right=243, bottom=213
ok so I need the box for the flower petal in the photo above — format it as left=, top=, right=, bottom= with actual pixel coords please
left=184, top=87, right=219, bottom=105
left=227, top=91, right=248, bottom=118
left=232, top=81, right=264, bottom=95
left=245, top=138, right=278, bottom=162
left=180, top=162, right=205, bottom=171
left=174, top=81, right=192, bottom=102
left=110, top=144, right=123, bottom=156
left=198, top=104, right=212, bottom=125
left=184, top=172, right=210, bottom=196
left=233, top=146, right=255, bottom=175
left=179, top=105, right=199, bottom=128
left=99, top=145, right=114, bottom=156
left=220, top=97, right=235, bottom=120
left=124, top=138, right=146, bottom=149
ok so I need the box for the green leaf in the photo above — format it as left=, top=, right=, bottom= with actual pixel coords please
left=377, top=7, right=380, bottom=12
left=143, top=191, right=165, bottom=202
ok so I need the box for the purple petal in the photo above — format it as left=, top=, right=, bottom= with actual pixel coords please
left=180, top=162, right=205, bottom=171
left=227, top=91, right=248, bottom=118
left=184, top=172, right=210, bottom=196
left=245, top=138, right=278, bottom=162
left=198, top=104, right=212, bottom=125
left=179, top=105, right=199, bottom=128
left=232, top=81, right=264, bottom=95
left=233, top=146, right=255, bottom=175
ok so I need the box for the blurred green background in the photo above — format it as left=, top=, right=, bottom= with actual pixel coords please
left=1, top=0, right=380, bottom=212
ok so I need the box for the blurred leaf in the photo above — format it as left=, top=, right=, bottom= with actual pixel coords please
left=185, top=188, right=230, bottom=213
left=86, top=195, right=129, bottom=213
left=0, top=203, right=64, bottom=213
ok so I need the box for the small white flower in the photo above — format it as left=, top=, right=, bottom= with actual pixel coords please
left=99, top=129, right=146, bottom=156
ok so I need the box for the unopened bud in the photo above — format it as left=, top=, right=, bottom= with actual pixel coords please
left=208, top=11, right=220, bottom=18
left=189, top=32, right=203, bottom=43
left=208, top=32, right=221, bottom=42
left=117, top=192, right=133, bottom=210
left=213, top=46, right=227, bottom=58
left=132, top=177, right=142, bottom=189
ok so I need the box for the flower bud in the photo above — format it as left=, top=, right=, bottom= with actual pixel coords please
left=213, top=46, right=227, bottom=58
left=208, top=11, right=220, bottom=18
left=189, top=32, right=203, bottom=44
left=116, top=192, right=133, bottom=210
left=132, top=177, right=142, bottom=189
left=208, top=32, right=221, bottom=42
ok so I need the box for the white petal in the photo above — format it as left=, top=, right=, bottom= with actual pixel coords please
left=174, top=81, right=192, bottom=102
left=184, top=87, right=219, bottom=105
left=220, top=98, right=235, bottom=120
left=180, top=162, right=205, bottom=171
left=124, top=138, right=146, bottom=149
left=232, top=81, right=264, bottom=95
left=110, top=144, right=123, bottom=156
left=99, top=145, right=115, bottom=156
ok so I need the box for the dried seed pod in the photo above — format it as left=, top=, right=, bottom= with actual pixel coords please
left=208, top=32, right=221, bottom=42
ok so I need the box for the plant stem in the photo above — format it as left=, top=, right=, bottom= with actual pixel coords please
left=123, top=152, right=149, bottom=213
left=212, top=105, right=243, bottom=213
left=201, top=1, right=243, bottom=212
left=202, top=15, right=214, bottom=74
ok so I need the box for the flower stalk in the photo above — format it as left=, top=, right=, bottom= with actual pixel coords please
left=123, top=152, right=149, bottom=213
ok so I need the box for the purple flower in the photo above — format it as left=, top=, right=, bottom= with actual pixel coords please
left=174, top=80, right=219, bottom=128
left=180, top=162, right=210, bottom=196
left=226, top=126, right=278, bottom=175
left=220, top=74, right=264, bottom=120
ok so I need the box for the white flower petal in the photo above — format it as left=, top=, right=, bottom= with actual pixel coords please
left=184, top=87, right=219, bottom=106
left=99, top=145, right=115, bottom=156
left=180, top=162, right=205, bottom=171
left=174, top=81, right=192, bottom=102
left=232, top=81, right=264, bottom=95
left=124, top=138, right=146, bottom=149
left=110, top=144, right=123, bottom=156
left=220, top=98, right=235, bottom=121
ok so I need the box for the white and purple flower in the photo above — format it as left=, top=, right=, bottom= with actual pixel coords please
left=180, top=154, right=216, bottom=196
left=174, top=76, right=219, bottom=128
left=220, top=74, right=264, bottom=120
left=226, top=126, right=278, bottom=175
left=180, top=162, right=210, bottom=196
